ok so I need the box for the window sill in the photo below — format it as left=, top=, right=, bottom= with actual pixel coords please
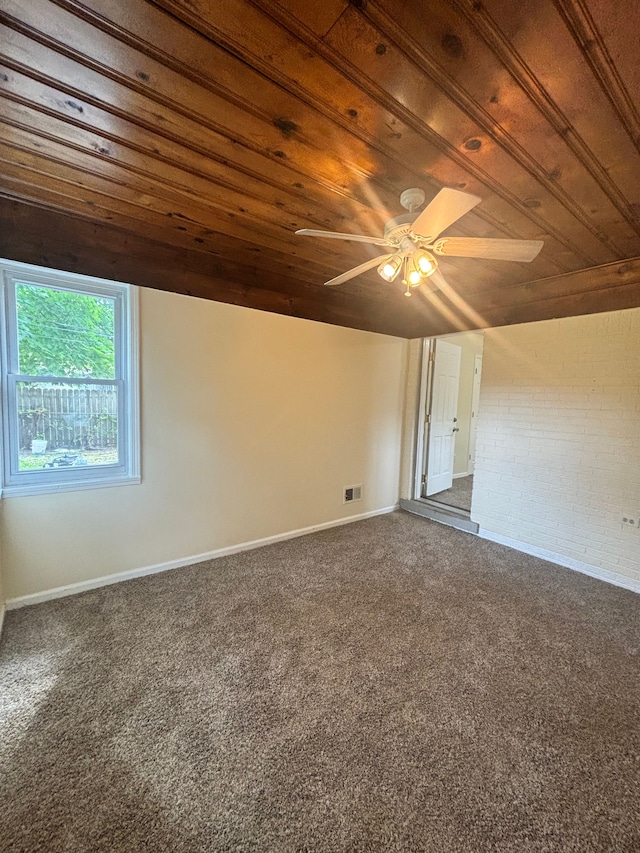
left=1, top=474, right=141, bottom=499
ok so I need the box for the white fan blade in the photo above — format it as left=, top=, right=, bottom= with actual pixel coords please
left=410, top=188, right=482, bottom=241
left=296, top=228, right=391, bottom=247
left=324, top=254, right=393, bottom=287
left=433, top=237, right=543, bottom=262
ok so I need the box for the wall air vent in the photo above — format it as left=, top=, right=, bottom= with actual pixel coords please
left=344, top=484, right=363, bottom=503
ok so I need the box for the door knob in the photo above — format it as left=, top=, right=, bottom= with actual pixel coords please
left=452, top=427, right=460, bottom=432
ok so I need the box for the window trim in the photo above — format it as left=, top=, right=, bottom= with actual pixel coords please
left=0, top=259, right=140, bottom=497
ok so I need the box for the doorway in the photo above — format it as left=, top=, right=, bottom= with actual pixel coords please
left=415, top=331, right=484, bottom=515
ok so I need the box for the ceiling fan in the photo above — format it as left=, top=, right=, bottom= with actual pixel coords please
left=295, top=187, right=543, bottom=297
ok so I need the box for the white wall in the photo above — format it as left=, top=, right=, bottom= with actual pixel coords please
left=472, top=308, right=640, bottom=586
left=1, top=288, right=408, bottom=601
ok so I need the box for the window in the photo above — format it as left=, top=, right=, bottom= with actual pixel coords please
left=0, top=259, right=139, bottom=496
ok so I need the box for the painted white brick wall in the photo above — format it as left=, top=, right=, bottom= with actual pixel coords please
left=472, top=308, right=640, bottom=585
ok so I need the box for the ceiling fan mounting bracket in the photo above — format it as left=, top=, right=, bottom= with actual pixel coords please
left=399, top=187, right=426, bottom=212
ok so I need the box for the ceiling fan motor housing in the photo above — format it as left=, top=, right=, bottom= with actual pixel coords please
left=383, top=213, right=418, bottom=243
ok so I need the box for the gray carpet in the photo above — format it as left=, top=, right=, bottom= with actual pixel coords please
left=429, top=475, right=473, bottom=512
left=1, top=511, right=639, bottom=852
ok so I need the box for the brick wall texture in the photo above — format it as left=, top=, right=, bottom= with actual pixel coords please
left=472, top=307, right=640, bottom=584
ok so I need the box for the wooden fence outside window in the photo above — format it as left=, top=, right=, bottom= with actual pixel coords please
left=18, top=384, right=117, bottom=451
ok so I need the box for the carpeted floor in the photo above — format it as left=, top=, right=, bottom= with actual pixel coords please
left=429, top=475, right=473, bottom=512
left=1, top=511, right=639, bottom=852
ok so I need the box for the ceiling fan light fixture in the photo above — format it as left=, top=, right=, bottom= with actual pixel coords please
left=378, top=253, right=403, bottom=282
left=406, top=254, right=431, bottom=287
left=414, top=249, right=437, bottom=277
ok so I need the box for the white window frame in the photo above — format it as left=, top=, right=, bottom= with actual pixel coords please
left=0, top=259, right=140, bottom=497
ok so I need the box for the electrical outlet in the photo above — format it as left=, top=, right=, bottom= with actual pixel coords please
left=621, top=515, right=639, bottom=530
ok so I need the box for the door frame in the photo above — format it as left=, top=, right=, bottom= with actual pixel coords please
left=413, top=334, right=482, bottom=515
left=467, top=353, right=483, bottom=475
left=413, top=338, right=432, bottom=500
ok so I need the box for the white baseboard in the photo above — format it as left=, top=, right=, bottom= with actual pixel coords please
left=477, top=528, right=640, bottom=594
left=0, top=603, right=5, bottom=639
left=452, top=472, right=470, bottom=479
left=6, top=504, right=399, bottom=610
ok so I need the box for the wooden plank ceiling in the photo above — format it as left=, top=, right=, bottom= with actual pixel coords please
left=1, top=0, right=639, bottom=337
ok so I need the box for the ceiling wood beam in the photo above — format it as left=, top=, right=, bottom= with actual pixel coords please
left=0, top=198, right=434, bottom=338
left=2, top=199, right=638, bottom=340
left=425, top=256, right=640, bottom=334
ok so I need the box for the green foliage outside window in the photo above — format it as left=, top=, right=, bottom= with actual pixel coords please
left=16, top=283, right=116, bottom=378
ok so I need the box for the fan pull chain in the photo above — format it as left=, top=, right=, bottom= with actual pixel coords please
left=402, top=256, right=412, bottom=297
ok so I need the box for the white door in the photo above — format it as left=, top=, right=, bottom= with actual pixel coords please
left=425, top=339, right=461, bottom=496
left=468, top=354, right=483, bottom=474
